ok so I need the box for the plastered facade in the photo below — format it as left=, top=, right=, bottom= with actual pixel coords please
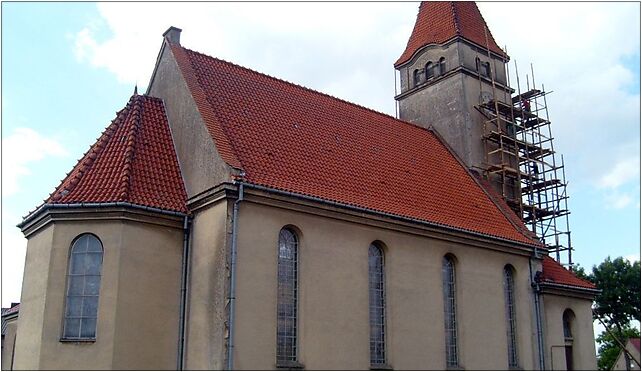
left=183, top=197, right=231, bottom=370
left=231, top=193, right=539, bottom=370
left=2, top=317, right=18, bottom=370
left=13, top=210, right=183, bottom=370
left=540, top=291, right=597, bottom=370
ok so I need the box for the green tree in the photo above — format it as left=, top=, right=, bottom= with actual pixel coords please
left=591, top=257, right=640, bottom=333
left=595, top=324, right=640, bottom=370
left=571, top=257, right=641, bottom=370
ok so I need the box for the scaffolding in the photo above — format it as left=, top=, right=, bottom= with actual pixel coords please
left=474, top=30, right=573, bottom=266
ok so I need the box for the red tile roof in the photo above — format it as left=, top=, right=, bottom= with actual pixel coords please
left=47, top=94, right=188, bottom=214
left=170, top=43, right=538, bottom=246
left=395, top=1, right=507, bottom=67
left=541, top=256, right=596, bottom=289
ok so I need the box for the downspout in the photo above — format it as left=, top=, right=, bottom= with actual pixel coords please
left=529, top=249, right=546, bottom=370
left=178, top=216, right=191, bottom=370
left=227, top=182, right=244, bottom=370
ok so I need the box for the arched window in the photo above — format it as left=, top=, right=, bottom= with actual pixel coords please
left=369, top=243, right=386, bottom=367
left=503, top=265, right=519, bottom=368
left=475, top=57, right=481, bottom=73
left=277, top=228, right=299, bottom=365
left=563, top=309, right=575, bottom=370
left=426, top=61, right=434, bottom=80
left=442, top=255, right=458, bottom=368
left=439, top=57, right=446, bottom=75
left=63, top=234, right=103, bottom=340
left=413, top=69, right=421, bottom=86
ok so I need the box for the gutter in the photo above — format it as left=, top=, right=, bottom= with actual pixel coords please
left=227, top=183, right=244, bottom=370
left=529, top=255, right=546, bottom=370
left=177, top=216, right=191, bottom=369
left=18, top=201, right=187, bottom=229
left=237, top=182, right=541, bottom=251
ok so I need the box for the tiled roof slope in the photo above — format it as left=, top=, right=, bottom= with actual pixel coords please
left=541, top=256, right=596, bottom=289
left=47, top=94, right=188, bottom=214
left=171, top=43, right=537, bottom=245
left=395, top=1, right=507, bottom=67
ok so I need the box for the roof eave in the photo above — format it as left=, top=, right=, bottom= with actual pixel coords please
left=238, top=180, right=544, bottom=252
left=18, top=202, right=188, bottom=231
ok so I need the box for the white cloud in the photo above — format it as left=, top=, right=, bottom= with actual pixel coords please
left=2, top=127, right=68, bottom=197
left=70, top=3, right=640, bottom=216
left=604, top=191, right=633, bottom=209
left=598, top=157, right=641, bottom=190
left=71, top=3, right=418, bottom=96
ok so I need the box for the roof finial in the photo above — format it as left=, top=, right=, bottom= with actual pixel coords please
left=133, top=83, right=138, bottom=96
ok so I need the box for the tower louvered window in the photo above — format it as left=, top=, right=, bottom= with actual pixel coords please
left=63, top=234, right=103, bottom=340
left=439, top=57, right=446, bottom=75
left=369, top=243, right=386, bottom=367
left=277, top=228, right=298, bottom=364
left=426, top=61, right=434, bottom=79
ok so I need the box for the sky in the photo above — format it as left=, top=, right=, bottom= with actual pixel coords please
left=1, top=1, right=640, bottom=315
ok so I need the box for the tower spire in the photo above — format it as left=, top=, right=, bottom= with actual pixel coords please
left=395, top=1, right=507, bottom=67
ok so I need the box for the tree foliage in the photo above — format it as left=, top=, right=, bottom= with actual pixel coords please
left=595, top=324, right=640, bottom=370
left=590, top=257, right=640, bottom=332
left=573, top=256, right=641, bottom=370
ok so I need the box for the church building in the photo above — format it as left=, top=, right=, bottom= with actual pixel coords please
left=6, top=2, right=599, bottom=370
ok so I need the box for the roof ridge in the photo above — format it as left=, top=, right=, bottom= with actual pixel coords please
left=117, top=94, right=144, bottom=200
left=178, top=45, right=425, bottom=134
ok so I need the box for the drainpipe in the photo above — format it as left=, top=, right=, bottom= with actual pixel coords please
left=178, top=216, right=191, bottom=370
left=227, top=183, right=244, bottom=370
left=529, top=250, right=546, bottom=370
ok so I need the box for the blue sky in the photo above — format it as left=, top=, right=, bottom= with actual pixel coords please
left=2, top=2, right=640, bottom=309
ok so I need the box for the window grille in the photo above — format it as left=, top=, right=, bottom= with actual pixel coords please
left=277, top=228, right=298, bottom=364
left=63, top=234, right=103, bottom=340
left=442, top=256, right=458, bottom=367
left=504, top=266, right=519, bottom=368
left=369, top=244, right=386, bottom=366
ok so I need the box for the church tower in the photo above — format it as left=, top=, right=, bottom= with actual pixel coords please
left=394, top=2, right=517, bottom=201
left=395, top=2, right=576, bottom=265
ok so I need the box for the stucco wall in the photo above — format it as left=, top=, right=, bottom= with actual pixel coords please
left=111, top=220, right=183, bottom=369
left=541, top=293, right=597, bottom=370
left=14, top=215, right=183, bottom=370
left=12, top=224, right=54, bottom=369
left=147, top=42, right=234, bottom=198
left=231, top=199, right=537, bottom=370
left=2, top=317, right=18, bottom=370
left=183, top=199, right=230, bottom=370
